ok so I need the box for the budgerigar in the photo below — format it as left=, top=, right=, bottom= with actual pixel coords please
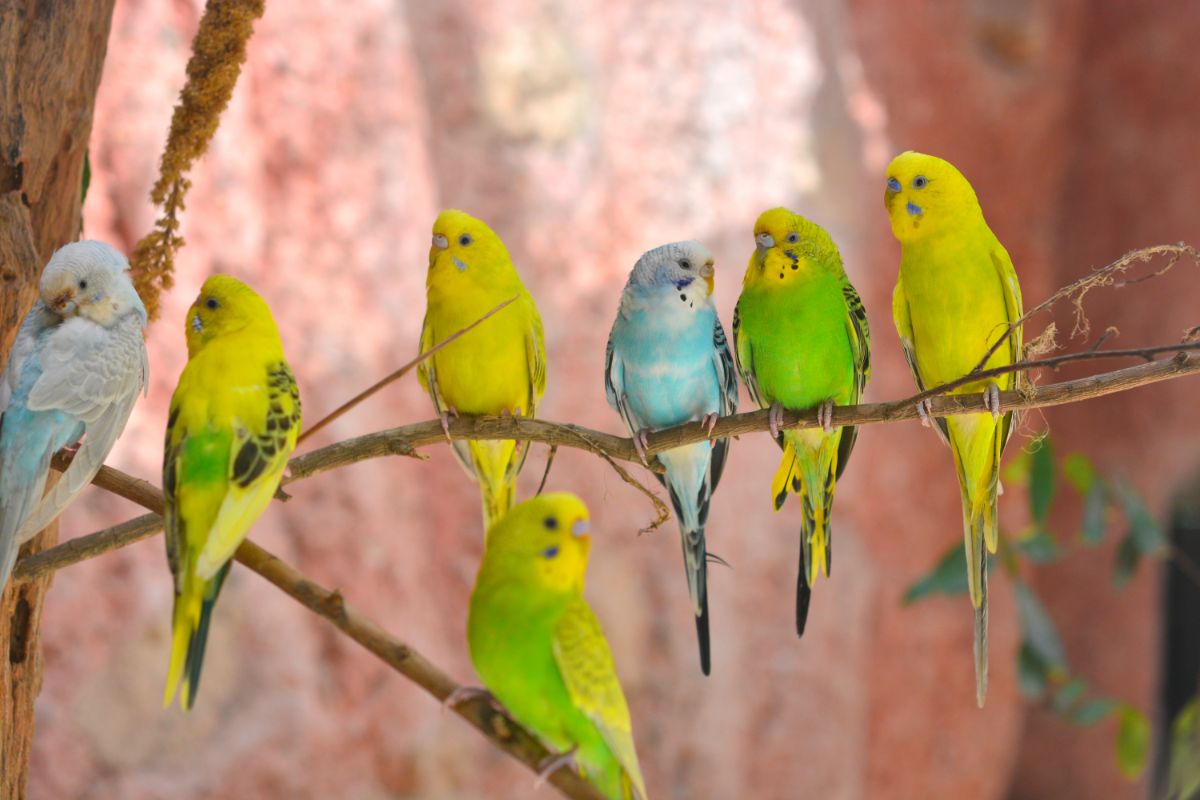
left=885, top=151, right=1023, bottom=706
left=163, top=275, right=300, bottom=710
left=417, top=210, right=546, bottom=531
left=604, top=240, right=738, bottom=675
left=733, top=208, right=870, bottom=637
left=0, top=241, right=148, bottom=589
left=467, top=493, right=648, bottom=800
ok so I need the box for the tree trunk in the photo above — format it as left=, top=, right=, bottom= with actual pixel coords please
left=0, top=1, right=116, bottom=795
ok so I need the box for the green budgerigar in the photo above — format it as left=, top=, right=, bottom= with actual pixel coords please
left=885, top=151, right=1023, bottom=706
left=467, top=493, right=647, bottom=800
left=733, top=208, right=870, bottom=636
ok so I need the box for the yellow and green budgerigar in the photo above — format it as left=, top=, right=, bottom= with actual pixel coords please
left=162, top=275, right=301, bottom=710
left=417, top=210, right=547, bottom=531
left=732, top=208, right=871, bottom=637
left=467, top=493, right=647, bottom=800
left=885, top=151, right=1023, bottom=706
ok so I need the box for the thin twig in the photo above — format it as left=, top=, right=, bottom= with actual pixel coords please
left=535, top=445, right=558, bottom=496
left=967, top=243, right=1199, bottom=374
left=564, top=429, right=670, bottom=534
left=296, top=295, right=519, bottom=445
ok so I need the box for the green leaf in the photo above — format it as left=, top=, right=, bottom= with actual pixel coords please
left=1115, top=706, right=1151, bottom=779
left=1080, top=483, right=1109, bottom=545
left=1016, top=526, right=1060, bottom=563
left=1114, top=534, right=1141, bottom=588
left=1003, top=448, right=1031, bottom=486
left=1029, top=438, right=1056, bottom=525
left=1167, top=699, right=1200, bottom=800
left=1071, top=697, right=1117, bottom=725
left=1017, top=642, right=1050, bottom=698
left=1051, top=678, right=1087, bottom=712
left=1115, top=482, right=1167, bottom=555
left=1014, top=581, right=1068, bottom=672
left=1062, top=452, right=1098, bottom=493
left=903, top=542, right=969, bottom=604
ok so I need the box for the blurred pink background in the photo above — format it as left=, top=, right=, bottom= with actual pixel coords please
left=26, top=1, right=1200, bottom=798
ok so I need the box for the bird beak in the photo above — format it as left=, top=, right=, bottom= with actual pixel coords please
left=571, top=518, right=590, bottom=538
left=700, top=260, right=714, bottom=295
left=431, top=234, right=449, bottom=250
left=50, top=290, right=76, bottom=315
left=755, top=233, right=775, bottom=250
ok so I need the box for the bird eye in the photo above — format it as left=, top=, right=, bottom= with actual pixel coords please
left=543, top=516, right=559, bottom=530
left=679, top=259, right=691, bottom=270
left=205, top=297, right=219, bottom=310
left=78, top=279, right=88, bottom=290
left=887, top=177, right=901, bottom=192
left=786, top=232, right=799, bottom=244
left=912, top=175, right=928, bottom=189
left=458, top=233, right=473, bottom=247
left=542, top=545, right=560, bottom=559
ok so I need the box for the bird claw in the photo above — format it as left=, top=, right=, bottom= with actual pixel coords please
left=983, top=384, right=1001, bottom=420
left=534, top=746, right=578, bottom=789
left=439, top=407, right=459, bottom=441
left=915, top=398, right=934, bottom=428
left=632, top=429, right=652, bottom=464
left=701, top=412, right=719, bottom=441
left=817, top=401, right=834, bottom=434
left=442, top=685, right=499, bottom=713
left=768, top=404, right=785, bottom=439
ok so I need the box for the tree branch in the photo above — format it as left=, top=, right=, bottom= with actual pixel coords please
left=20, top=349, right=1200, bottom=581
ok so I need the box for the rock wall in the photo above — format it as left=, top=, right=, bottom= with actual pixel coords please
left=25, top=1, right=1198, bottom=798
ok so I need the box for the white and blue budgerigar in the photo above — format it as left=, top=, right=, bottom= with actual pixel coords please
left=604, top=240, right=738, bottom=675
left=0, top=241, right=149, bottom=587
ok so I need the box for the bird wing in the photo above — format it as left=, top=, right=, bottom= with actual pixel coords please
left=835, top=277, right=871, bottom=478
left=603, top=327, right=643, bottom=439
left=1, top=302, right=56, bottom=416
left=417, top=312, right=474, bottom=472
left=710, top=316, right=738, bottom=486
left=990, top=245, right=1024, bottom=448
left=194, top=361, right=301, bottom=580
left=524, top=292, right=547, bottom=414
left=553, top=598, right=647, bottom=800
left=892, top=276, right=950, bottom=446
left=18, top=312, right=148, bottom=539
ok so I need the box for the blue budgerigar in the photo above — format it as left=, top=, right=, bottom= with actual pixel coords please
left=604, top=240, right=739, bottom=675
left=0, top=241, right=149, bottom=588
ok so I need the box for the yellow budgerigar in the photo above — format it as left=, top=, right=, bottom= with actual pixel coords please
left=467, top=493, right=647, bottom=800
left=417, top=209, right=546, bottom=531
left=162, top=275, right=301, bottom=710
left=885, top=151, right=1023, bottom=706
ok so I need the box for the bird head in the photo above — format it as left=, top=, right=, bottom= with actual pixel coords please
left=746, top=207, right=840, bottom=288
left=39, top=241, right=145, bottom=327
left=185, top=274, right=279, bottom=356
left=883, top=151, right=982, bottom=242
left=427, top=209, right=513, bottom=286
left=626, top=240, right=715, bottom=308
left=482, top=493, right=592, bottom=596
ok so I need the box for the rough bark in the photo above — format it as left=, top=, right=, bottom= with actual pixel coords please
left=0, top=1, right=117, bottom=795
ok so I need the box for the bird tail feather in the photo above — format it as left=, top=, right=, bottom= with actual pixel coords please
left=776, top=431, right=841, bottom=637
left=163, top=561, right=231, bottom=710
left=469, top=439, right=523, bottom=532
